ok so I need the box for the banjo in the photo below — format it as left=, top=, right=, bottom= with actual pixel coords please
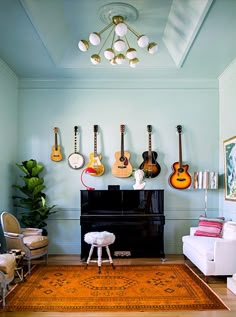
left=68, top=126, right=85, bottom=169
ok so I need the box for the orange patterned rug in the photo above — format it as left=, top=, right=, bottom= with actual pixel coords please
left=2, top=264, right=228, bottom=312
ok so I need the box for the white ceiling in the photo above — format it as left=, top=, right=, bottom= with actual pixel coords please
left=0, top=0, right=236, bottom=80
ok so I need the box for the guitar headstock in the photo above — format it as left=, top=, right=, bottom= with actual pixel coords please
left=147, top=125, right=152, bottom=133
left=54, top=127, right=59, bottom=134
left=74, top=126, right=78, bottom=133
left=176, top=125, right=182, bottom=134
left=94, top=125, right=98, bottom=133
left=120, top=124, right=125, bottom=133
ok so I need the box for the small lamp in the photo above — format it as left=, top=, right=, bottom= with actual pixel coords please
left=193, top=171, right=219, bottom=217
left=81, top=167, right=97, bottom=190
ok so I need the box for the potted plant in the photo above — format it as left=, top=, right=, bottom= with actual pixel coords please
left=13, top=159, right=57, bottom=233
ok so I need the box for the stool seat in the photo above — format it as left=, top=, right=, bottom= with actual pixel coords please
left=84, top=231, right=115, bottom=273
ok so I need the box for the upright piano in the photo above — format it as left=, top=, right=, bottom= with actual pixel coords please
left=80, top=189, right=165, bottom=259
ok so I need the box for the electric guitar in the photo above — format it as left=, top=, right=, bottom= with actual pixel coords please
left=87, top=125, right=105, bottom=176
left=50, top=127, right=63, bottom=162
left=139, top=125, right=161, bottom=178
left=112, top=124, right=133, bottom=178
left=169, top=125, right=192, bottom=189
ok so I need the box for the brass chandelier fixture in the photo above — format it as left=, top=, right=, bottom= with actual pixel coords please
left=78, top=3, right=158, bottom=68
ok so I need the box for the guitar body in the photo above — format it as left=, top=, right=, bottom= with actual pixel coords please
left=87, top=153, right=105, bottom=176
left=51, top=127, right=63, bottom=162
left=169, top=162, right=192, bottom=189
left=139, top=150, right=161, bottom=178
left=51, top=145, right=63, bottom=162
left=112, top=151, right=133, bottom=178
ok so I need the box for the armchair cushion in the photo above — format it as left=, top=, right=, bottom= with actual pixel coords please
left=0, top=254, right=16, bottom=274
left=23, top=235, right=48, bottom=250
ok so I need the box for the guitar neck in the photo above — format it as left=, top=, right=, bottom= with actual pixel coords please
left=74, top=128, right=77, bottom=153
left=54, top=133, right=58, bottom=150
left=178, top=133, right=183, bottom=168
left=94, top=132, right=97, bottom=157
left=121, top=132, right=124, bottom=157
left=148, top=132, right=152, bottom=157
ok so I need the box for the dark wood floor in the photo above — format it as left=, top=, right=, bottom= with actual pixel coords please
left=2, top=254, right=236, bottom=317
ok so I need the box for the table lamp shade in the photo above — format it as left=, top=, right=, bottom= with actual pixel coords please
left=193, top=171, right=218, bottom=190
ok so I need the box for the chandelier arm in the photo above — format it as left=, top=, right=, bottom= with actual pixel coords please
left=98, top=25, right=116, bottom=54
left=125, top=35, right=131, bottom=49
left=98, top=22, right=114, bottom=35
left=126, top=24, right=140, bottom=38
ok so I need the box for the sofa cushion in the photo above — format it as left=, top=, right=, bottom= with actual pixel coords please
left=194, top=217, right=224, bottom=237
left=222, top=222, right=236, bottom=240
left=182, top=235, right=221, bottom=260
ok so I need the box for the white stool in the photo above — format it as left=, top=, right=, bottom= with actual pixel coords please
left=84, top=231, right=115, bottom=273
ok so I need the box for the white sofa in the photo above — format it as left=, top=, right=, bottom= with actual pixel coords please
left=182, top=221, right=236, bottom=278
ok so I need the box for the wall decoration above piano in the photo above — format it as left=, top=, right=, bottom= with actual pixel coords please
left=50, top=127, right=63, bottom=162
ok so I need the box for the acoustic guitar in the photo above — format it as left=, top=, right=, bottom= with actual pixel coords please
left=87, top=125, right=105, bottom=176
left=112, top=124, right=133, bottom=178
left=169, top=125, right=192, bottom=189
left=50, top=127, right=63, bottom=162
left=139, top=125, right=161, bottom=178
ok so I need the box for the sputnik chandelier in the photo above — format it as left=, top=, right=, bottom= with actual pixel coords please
left=78, top=2, right=158, bottom=68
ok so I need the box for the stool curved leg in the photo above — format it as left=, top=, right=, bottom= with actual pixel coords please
left=85, top=244, right=94, bottom=269
left=97, top=246, right=102, bottom=273
left=106, top=246, right=115, bottom=269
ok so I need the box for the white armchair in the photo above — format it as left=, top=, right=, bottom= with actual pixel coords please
left=1, top=212, right=49, bottom=274
left=182, top=222, right=236, bottom=279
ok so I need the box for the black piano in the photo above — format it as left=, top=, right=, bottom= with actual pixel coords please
left=80, top=189, right=165, bottom=259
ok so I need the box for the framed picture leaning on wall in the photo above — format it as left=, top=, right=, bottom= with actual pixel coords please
left=224, top=136, right=236, bottom=201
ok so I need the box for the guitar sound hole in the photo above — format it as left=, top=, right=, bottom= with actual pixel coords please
left=120, top=157, right=125, bottom=162
left=178, top=168, right=184, bottom=173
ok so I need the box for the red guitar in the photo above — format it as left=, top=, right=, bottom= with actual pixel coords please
left=169, top=125, right=191, bottom=189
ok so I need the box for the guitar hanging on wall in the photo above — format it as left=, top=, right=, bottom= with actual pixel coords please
left=87, top=125, right=105, bottom=176
left=68, top=126, right=85, bottom=169
left=169, top=125, right=192, bottom=189
left=139, top=125, right=161, bottom=178
left=112, top=124, right=133, bottom=178
left=50, top=127, right=63, bottom=162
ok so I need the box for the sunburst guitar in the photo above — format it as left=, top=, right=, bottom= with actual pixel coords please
left=139, top=125, right=161, bottom=178
left=87, top=125, right=105, bottom=176
left=50, top=127, right=63, bottom=162
left=169, top=125, right=192, bottom=189
left=112, top=124, right=133, bottom=178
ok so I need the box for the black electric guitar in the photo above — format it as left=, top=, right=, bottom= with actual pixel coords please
left=50, top=127, right=63, bottom=162
left=169, top=125, right=192, bottom=189
left=112, top=124, right=133, bottom=178
left=139, top=125, right=161, bottom=178
left=87, top=125, right=105, bottom=176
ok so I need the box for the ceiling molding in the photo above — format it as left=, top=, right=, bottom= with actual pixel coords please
left=163, top=0, right=214, bottom=68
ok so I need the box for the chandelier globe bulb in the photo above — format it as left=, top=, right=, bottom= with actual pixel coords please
left=148, top=42, right=158, bottom=54
left=129, top=57, right=140, bottom=68
left=115, top=54, right=126, bottom=65
left=104, top=48, right=115, bottom=60
left=115, top=23, right=128, bottom=37
left=126, top=48, right=137, bottom=59
left=114, top=39, right=126, bottom=52
left=137, top=35, right=149, bottom=48
left=78, top=40, right=89, bottom=52
left=89, top=32, right=101, bottom=46
left=90, top=54, right=101, bottom=65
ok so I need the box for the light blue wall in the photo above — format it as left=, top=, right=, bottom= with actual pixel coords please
left=219, top=58, right=236, bottom=221
left=0, top=59, right=18, bottom=250
left=17, top=80, right=219, bottom=254
left=0, top=59, right=18, bottom=212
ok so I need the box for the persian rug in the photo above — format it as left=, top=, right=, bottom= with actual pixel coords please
left=2, top=264, right=228, bottom=312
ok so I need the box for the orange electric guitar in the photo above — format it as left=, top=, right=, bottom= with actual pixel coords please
left=139, top=125, right=161, bottom=178
left=169, top=125, right=191, bottom=189
left=87, top=125, right=105, bottom=176
left=50, top=127, right=63, bottom=162
left=112, top=124, right=133, bottom=178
